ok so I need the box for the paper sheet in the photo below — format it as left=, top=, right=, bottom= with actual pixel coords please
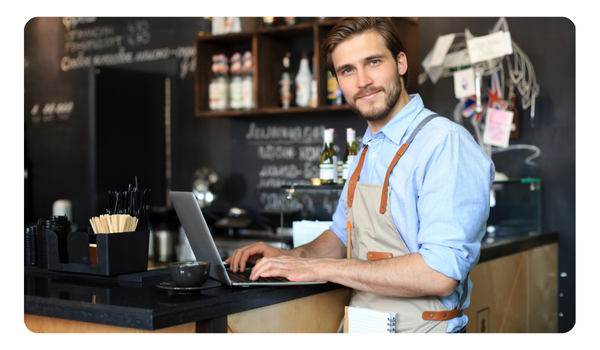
left=292, top=220, right=333, bottom=248
left=483, top=108, right=514, bottom=148
left=453, top=68, right=476, bottom=99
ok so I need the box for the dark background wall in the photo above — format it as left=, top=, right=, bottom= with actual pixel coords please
left=23, top=17, right=575, bottom=332
left=417, top=18, right=575, bottom=333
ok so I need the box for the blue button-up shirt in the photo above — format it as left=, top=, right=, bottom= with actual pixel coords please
left=329, top=94, right=495, bottom=332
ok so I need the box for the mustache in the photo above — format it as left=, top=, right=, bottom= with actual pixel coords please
left=353, top=87, right=384, bottom=101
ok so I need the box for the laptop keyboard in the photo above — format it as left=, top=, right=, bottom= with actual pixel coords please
left=227, top=269, right=290, bottom=283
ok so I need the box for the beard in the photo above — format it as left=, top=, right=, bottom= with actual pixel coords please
left=347, top=73, right=403, bottom=122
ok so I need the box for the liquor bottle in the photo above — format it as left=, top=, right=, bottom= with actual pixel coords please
left=295, top=53, right=312, bottom=107
left=209, top=55, right=219, bottom=110
left=229, top=52, right=242, bottom=110
left=309, top=80, right=318, bottom=108
left=241, top=51, right=254, bottom=110
left=327, top=70, right=343, bottom=105
left=280, top=52, right=293, bottom=109
left=220, top=54, right=230, bottom=110
left=284, top=17, right=297, bottom=26
left=319, top=129, right=336, bottom=185
left=342, top=128, right=357, bottom=183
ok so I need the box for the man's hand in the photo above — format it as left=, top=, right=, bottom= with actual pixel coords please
left=248, top=256, right=332, bottom=282
left=225, top=230, right=345, bottom=274
left=225, top=242, right=291, bottom=273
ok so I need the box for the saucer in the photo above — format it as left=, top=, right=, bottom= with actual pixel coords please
left=157, top=278, right=221, bottom=291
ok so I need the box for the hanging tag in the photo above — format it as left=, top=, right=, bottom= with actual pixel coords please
left=453, top=68, right=476, bottom=99
left=483, top=108, right=514, bottom=148
left=421, top=33, right=455, bottom=84
left=467, top=31, right=513, bottom=63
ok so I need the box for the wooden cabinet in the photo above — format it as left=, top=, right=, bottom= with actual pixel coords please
left=464, top=242, right=558, bottom=333
left=194, top=18, right=418, bottom=117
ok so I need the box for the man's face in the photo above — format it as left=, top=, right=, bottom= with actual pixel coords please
left=332, top=31, right=405, bottom=122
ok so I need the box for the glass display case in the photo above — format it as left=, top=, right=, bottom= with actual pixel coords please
left=280, top=178, right=542, bottom=247
left=485, top=177, right=541, bottom=243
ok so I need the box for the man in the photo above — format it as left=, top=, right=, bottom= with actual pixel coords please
left=226, top=17, right=494, bottom=333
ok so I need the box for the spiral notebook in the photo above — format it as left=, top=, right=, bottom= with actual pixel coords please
left=345, top=306, right=396, bottom=333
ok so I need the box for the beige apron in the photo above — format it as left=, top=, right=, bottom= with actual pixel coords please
left=340, top=115, right=467, bottom=333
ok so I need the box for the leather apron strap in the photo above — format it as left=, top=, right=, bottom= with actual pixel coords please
left=347, top=114, right=439, bottom=211
left=379, top=114, right=439, bottom=214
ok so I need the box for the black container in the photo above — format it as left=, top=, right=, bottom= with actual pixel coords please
left=46, top=228, right=150, bottom=276
left=37, top=215, right=72, bottom=268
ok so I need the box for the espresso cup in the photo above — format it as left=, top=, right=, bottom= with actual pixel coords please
left=169, top=261, right=210, bottom=287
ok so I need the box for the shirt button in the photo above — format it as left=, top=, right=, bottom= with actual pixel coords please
left=372, top=153, right=377, bottom=157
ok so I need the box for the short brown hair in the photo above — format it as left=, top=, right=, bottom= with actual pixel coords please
left=321, top=17, right=409, bottom=88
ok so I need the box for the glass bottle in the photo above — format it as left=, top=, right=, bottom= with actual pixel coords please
left=241, top=51, right=254, bottom=110
left=209, top=54, right=219, bottom=111
left=342, top=128, right=357, bottom=183
left=280, top=52, right=293, bottom=109
left=295, top=53, right=312, bottom=107
left=327, top=70, right=343, bottom=106
left=309, top=55, right=318, bottom=108
left=216, top=54, right=229, bottom=111
left=319, top=129, right=336, bottom=185
left=229, top=52, right=242, bottom=110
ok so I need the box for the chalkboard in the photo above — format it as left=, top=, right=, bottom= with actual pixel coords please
left=229, top=112, right=366, bottom=221
left=24, top=17, right=209, bottom=227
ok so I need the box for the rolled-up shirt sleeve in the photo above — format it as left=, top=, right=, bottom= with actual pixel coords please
left=415, top=128, right=495, bottom=282
left=329, top=193, right=348, bottom=247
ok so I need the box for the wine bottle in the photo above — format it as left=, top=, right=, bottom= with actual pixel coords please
left=279, top=52, right=293, bottom=109
left=342, top=128, right=357, bottom=183
left=319, top=129, right=336, bottom=185
left=295, top=53, right=312, bottom=107
left=329, top=128, right=337, bottom=181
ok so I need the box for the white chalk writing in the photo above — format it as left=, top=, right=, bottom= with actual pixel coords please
left=245, top=122, right=325, bottom=144
left=62, top=17, right=97, bottom=31
left=258, top=145, right=296, bottom=161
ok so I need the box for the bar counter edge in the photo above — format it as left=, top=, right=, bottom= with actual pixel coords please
left=24, top=231, right=558, bottom=332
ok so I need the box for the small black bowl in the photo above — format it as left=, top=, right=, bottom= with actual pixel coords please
left=169, top=261, right=210, bottom=287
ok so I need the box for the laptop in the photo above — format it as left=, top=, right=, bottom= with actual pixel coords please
left=170, top=191, right=326, bottom=287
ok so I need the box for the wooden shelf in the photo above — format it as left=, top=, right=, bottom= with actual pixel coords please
left=194, top=18, right=418, bottom=117
left=195, top=104, right=352, bottom=118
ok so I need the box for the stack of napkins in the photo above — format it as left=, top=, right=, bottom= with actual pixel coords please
left=292, top=220, right=333, bottom=248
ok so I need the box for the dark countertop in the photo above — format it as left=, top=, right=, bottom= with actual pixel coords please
left=24, top=231, right=558, bottom=331
left=479, top=230, right=558, bottom=263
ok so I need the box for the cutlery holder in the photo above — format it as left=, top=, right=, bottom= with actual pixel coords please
left=46, top=228, right=150, bottom=276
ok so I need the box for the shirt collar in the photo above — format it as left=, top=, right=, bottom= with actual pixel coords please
left=362, top=93, right=425, bottom=146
